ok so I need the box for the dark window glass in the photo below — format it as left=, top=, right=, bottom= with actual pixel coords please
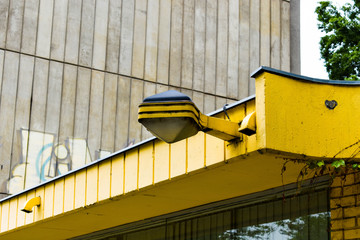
left=90, top=189, right=330, bottom=240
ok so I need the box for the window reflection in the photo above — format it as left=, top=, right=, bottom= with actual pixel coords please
left=93, top=189, right=330, bottom=240
left=220, top=212, right=330, bottom=240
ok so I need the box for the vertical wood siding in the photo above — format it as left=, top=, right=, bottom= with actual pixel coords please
left=0, top=0, right=293, bottom=195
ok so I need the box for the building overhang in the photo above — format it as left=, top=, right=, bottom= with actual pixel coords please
left=0, top=67, right=359, bottom=239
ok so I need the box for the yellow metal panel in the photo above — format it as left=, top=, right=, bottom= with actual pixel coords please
left=34, top=187, right=45, bottom=221
left=187, top=132, right=205, bottom=172
left=111, top=155, right=124, bottom=197
left=256, top=72, right=360, bottom=159
left=205, top=134, right=224, bottom=166
left=25, top=190, right=35, bottom=225
left=254, top=74, right=267, bottom=150
left=0, top=203, right=2, bottom=230
left=0, top=201, right=9, bottom=232
left=224, top=101, right=246, bottom=123
left=98, top=160, right=111, bottom=201
left=124, top=149, right=139, bottom=193
left=170, top=139, right=186, bottom=178
left=245, top=100, right=258, bottom=153
left=54, top=178, right=64, bottom=215
left=138, top=142, right=154, bottom=188
left=86, top=165, right=99, bottom=205
left=154, top=140, right=170, bottom=183
left=64, top=175, right=75, bottom=212
left=17, top=194, right=26, bottom=227
left=75, top=170, right=86, bottom=208
left=201, top=114, right=242, bottom=140
left=43, top=184, right=53, bottom=219
left=238, top=111, right=256, bottom=135
left=8, top=198, right=17, bottom=230
left=225, top=103, right=247, bottom=160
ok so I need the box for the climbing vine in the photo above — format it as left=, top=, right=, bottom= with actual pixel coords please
left=281, top=139, right=360, bottom=188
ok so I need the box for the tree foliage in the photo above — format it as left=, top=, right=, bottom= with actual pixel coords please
left=218, top=213, right=329, bottom=240
left=316, top=0, right=360, bottom=80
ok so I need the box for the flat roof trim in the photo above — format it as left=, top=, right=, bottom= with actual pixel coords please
left=251, top=66, right=360, bottom=85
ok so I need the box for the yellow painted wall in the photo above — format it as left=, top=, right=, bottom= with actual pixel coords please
left=256, top=71, right=360, bottom=160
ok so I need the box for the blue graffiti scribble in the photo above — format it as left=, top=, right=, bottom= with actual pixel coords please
left=35, top=143, right=53, bottom=182
left=40, top=156, right=52, bottom=182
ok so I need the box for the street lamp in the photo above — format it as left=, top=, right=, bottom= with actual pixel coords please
left=138, top=90, right=256, bottom=144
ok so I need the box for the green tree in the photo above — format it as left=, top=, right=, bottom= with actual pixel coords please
left=316, top=0, right=360, bottom=80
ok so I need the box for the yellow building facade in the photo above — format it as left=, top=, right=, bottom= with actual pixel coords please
left=0, top=68, right=359, bottom=239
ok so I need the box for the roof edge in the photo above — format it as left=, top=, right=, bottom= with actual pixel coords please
left=251, top=66, right=360, bottom=85
left=0, top=94, right=255, bottom=203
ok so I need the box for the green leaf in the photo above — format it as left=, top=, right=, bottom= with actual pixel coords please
left=317, top=161, right=325, bottom=167
left=316, top=1, right=360, bottom=80
left=331, top=159, right=346, bottom=168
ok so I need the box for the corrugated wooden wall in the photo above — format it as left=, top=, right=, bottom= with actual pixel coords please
left=0, top=0, right=295, bottom=195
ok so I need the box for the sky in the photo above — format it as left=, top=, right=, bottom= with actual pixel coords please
left=301, top=0, right=352, bottom=79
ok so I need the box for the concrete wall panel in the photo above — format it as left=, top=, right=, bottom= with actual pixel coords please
left=64, top=0, right=81, bottom=64
left=144, top=0, right=159, bottom=82
left=101, top=73, right=117, bottom=152
left=21, top=0, right=39, bottom=55
left=79, top=0, right=95, bottom=67
left=119, top=0, right=134, bottom=75
left=156, top=0, right=171, bottom=85
left=193, top=0, right=206, bottom=92
left=204, top=0, right=217, bottom=95
left=36, top=0, right=53, bottom=58
left=6, top=0, right=24, bottom=51
left=0, top=0, right=9, bottom=48
left=51, top=0, right=68, bottom=61
left=0, top=52, right=19, bottom=192
left=169, top=0, right=183, bottom=87
left=106, top=0, right=121, bottom=73
left=0, top=0, right=298, bottom=196
left=92, top=0, right=109, bottom=70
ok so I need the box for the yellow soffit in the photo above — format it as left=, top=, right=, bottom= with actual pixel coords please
left=0, top=67, right=360, bottom=239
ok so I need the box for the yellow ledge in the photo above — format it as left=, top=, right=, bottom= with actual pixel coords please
left=0, top=67, right=359, bottom=239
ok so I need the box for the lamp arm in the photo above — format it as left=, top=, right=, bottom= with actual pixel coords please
left=199, top=113, right=242, bottom=141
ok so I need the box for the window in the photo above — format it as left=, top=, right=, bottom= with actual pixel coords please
left=74, top=183, right=330, bottom=240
